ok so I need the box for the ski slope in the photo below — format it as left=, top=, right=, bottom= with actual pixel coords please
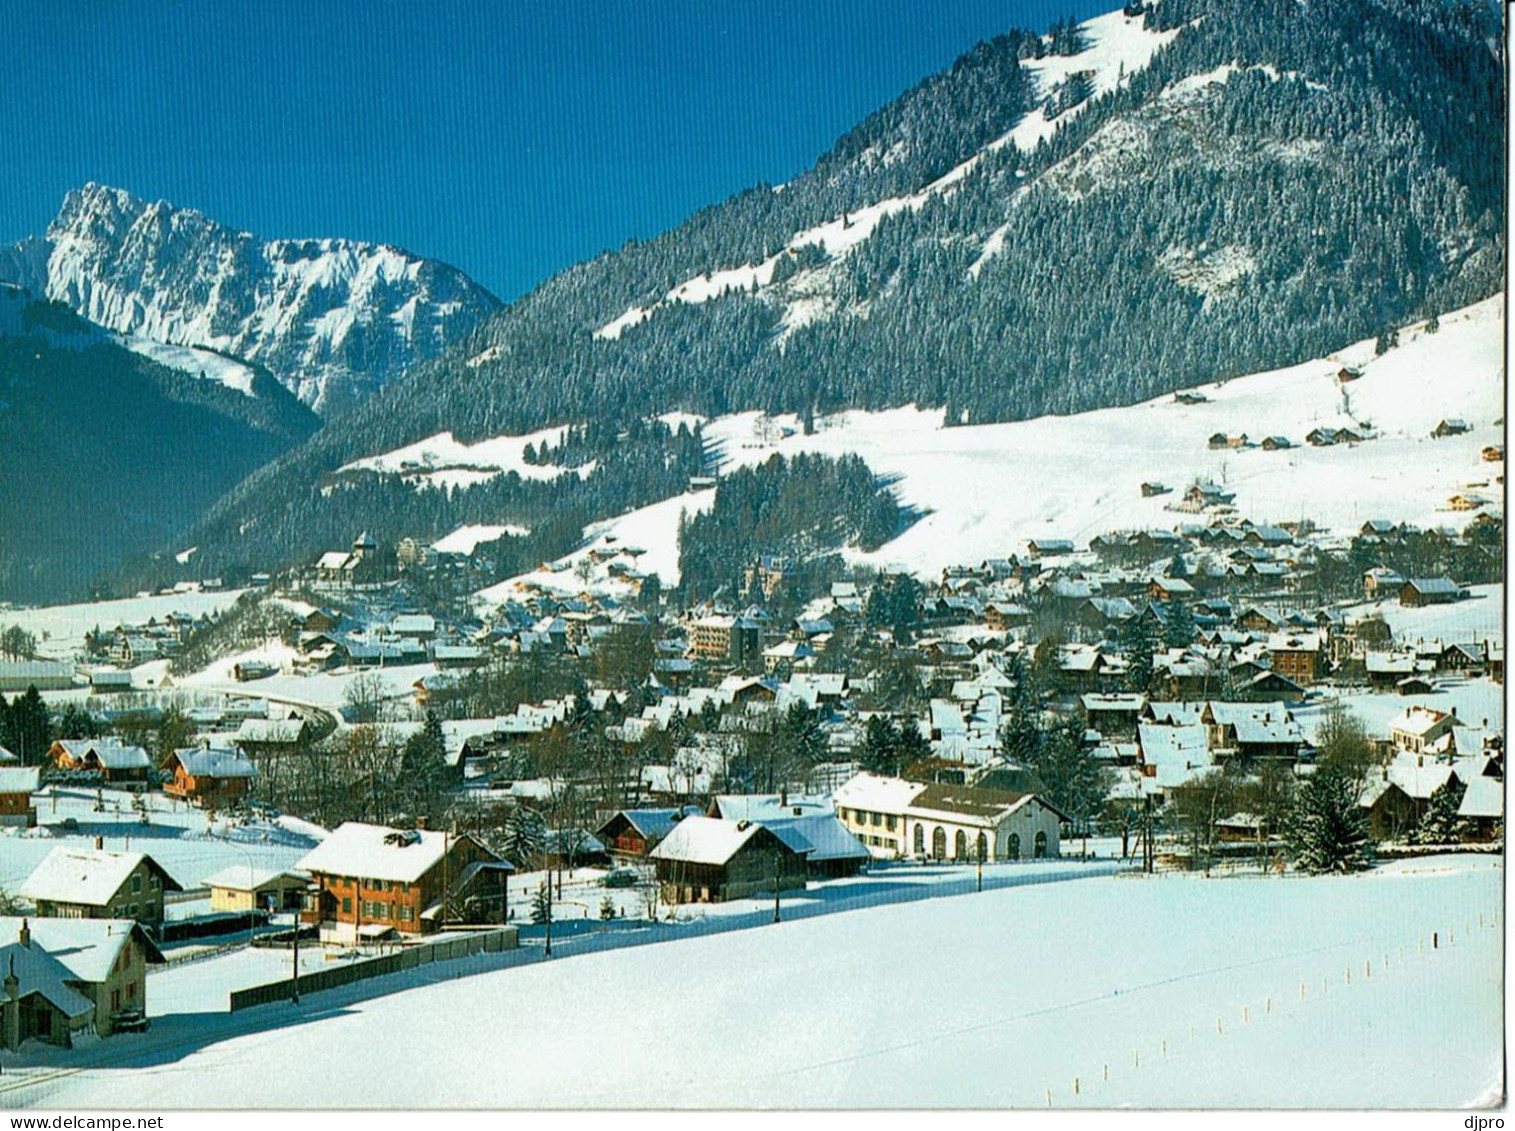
left=338, top=427, right=593, bottom=491
left=696, top=296, right=1502, bottom=576
left=1, top=589, right=249, bottom=661
left=17, top=857, right=1500, bottom=1109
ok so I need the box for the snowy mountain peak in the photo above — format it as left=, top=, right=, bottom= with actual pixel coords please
left=4, top=183, right=502, bottom=414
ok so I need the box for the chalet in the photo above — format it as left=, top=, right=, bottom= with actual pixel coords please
left=1365, top=651, right=1422, bottom=687
left=1260, top=436, right=1294, bottom=451
left=833, top=773, right=1065, bottom=862
left=1174, top=391, right=1208, bottom=405
left=1363, top=566, right=1406, bottom=599
left=297, top=822, right=511, bottom=941
left=1481, top=445, right=1503, bottom=463
left=1358, top=779, right=1418, bottom=842
left=1305, top=427, right=1364, bottom=447
left=232, top=661, right=278, bottom=682
left=203, top=867, right=310, bottom=914
left=1235, top=669, right=1307, bottom=701
left=1399, top=578, right=1461, bottom=608
left=0, top=918, right=165, bottom=1047
left=0, top=766, right=41, bottom=827
left=983, top=602, right=1032, bottom=631
left=1147, top=577, right=1196, bottom=602
left=1027, top=538, right=1075, bottom=558
left=1184, top=482, right=1236, bottom=508
left=20, top=847, right=183, bottom=935
left=1336, top=365, right=1363, bottom=383
left=1456, top=777, right=1504, bottom=842
left=234, top=717, right=312, bottom=757
left=650, top=817, right=810, bottom=903
left=710, top=795, right=870, bottom=878
left=47, top=740, right=152, bottom=789
left=161, top=746, right=257, bottom=808
left=1266, top=631, right=1323, bottom=685
left=1200, top=702, right=1305, bottom=761
left=595, top=808, right=695, bottom=860
left=1396, top=675, right=1436, bottom=696
left=1447, top=493, right=1489, bottom=512
left=1207, top=433, right=1248, bottom=450
left=1431, top=418, right=1471, bottom=439
left=1140, top=482, right=1171, bottom=498
left=1080, top=693, right=1147, bottom=737
left=1437, top=642, right=1486, bottom=673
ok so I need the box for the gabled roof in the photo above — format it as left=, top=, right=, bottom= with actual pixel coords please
left=649, top=816, right=801, bottom=866
left=1403, top=577, right=1460, bottom=595
left=296, top=822, right=498, bottom=883
left=0, top=766, right=41, bottom=793
left=20, top=847, right=183, bottom=906
left=0, top=939, right=95, bottom=1019
left=201, top=867, right=309, bottom=893
left=166, top=746, right=257, bottom=779
left=596, top=808, right=691, bottom=844
left=1458, top=776, right=1503, bottom=819
left=0, top=917, right=165, bottom=981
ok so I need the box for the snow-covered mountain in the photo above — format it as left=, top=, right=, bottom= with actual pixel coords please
left=0, top=183, right=501, bottom=413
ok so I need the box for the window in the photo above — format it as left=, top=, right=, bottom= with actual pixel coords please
left=1008, top=833, right=1021, bottom=861
left=111, top=989, right=120, bottom=1012
left=402, top=882, right=411, bottom=894
left=886, top=816, right=897, bottom=832
left=129, top=904, right=139, bottom=917
left=342, top=897, right=352, bottom=915
left=1034, top=831, right=1048, bottom=859
left=130, top=874, right=142, bottom=894
left=126, top=980, right=137, bottom=999
left=913, top=825, right=925, bottom=855
left=870, top=811, right=881, bottom=827
left=954, top=830, right=967, bottom=859
left=977, top=832, right=988, bottom=861
left=150, top=874, right=159, bottom=889
left=931, top=827, right=946, bottom=860
left=400, top=905, right=413, bottom=922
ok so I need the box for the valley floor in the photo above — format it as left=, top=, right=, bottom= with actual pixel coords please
left=7, top=855, right=1500, bottom=1110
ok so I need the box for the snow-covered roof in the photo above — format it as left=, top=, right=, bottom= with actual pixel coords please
left=0, top=939, right=95, bottom=1018
left=1388, top=706, right=1456, bottom=738
left=1457, top=776, right=1503, bottom=819
left=20, top=847, right=182, bottom=906
left=1137, top=723, right=1213, bottom=788
left=0, top=917, right=163, bottom=982
left=0, top=765, right=41, bottom=793
left=170, top=746, right=257, bottom=779
left=832, top=772, right=928, bottom=815
left=200, top=867, right=309, bottom=893
left=761, top=815, right=870, bottom=862
left=296, top=822, right=486, bottom=883
left=649, top=816, right=796, bottom=866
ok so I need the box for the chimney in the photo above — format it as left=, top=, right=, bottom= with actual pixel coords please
left=17, top=920, right=29, bottom=949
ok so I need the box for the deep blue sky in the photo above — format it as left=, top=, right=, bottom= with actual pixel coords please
left=1, top=1, right=1109, bottom=300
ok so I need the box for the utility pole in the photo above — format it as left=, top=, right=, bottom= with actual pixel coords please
left=291, top=891, right=301, bottom=1004
left=772, top=847, right=781, bottom=925
left=544, top=881, right=553, bottom=957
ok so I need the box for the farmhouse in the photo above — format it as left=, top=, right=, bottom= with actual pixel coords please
left=19, top=846, right=183, bottom=935
left=649, top=817, right=811, bottom=903
left=1399, top=578, right=1461, bottom=607
left=0, top=917, right=164, bottom=1045
left=297, top=822, right=511, bottom=941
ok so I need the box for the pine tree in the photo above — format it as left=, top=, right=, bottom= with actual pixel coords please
left=1411, top=777, right=1467, bottom=845
left=1288, top=764, right=1374, bottom=874
left=530, top=880, right=552, bottom=924
left=1164, top=598, right=1196, bottom=650
left=861, top=715, right=902, bottom=776
left=502, top=806, right=547, bottom=868
left=1121, top=615, right=1159, bottom=694
left=599, top=894, right=616, bottom=920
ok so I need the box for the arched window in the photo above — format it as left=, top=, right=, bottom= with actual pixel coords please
left=977, top=832, right=989, bottom=861
left=1034, top=831, right=1048, bottom=859
left=954, top=830, right=967, bottom=859
left=913, top=824, right=925, bottom=855
left=932, top=826, right=946, bottom=860
left=1008, top=833, right=1021, bottom=860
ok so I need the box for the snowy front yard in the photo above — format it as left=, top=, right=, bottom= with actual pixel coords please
left=16, top=855, right=1500, bottom=1109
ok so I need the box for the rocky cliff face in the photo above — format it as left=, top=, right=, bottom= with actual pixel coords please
left=2, top=184, right=501, bottom=413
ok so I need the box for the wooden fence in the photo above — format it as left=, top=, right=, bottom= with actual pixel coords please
left=228, top=927, right=518, bottom=1011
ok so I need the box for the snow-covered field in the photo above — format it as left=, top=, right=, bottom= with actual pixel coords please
left=694, top=297, right=1501, bottom=577
left=0, top=787, right=319, bottom=896
left=1295, top=676, right=1505, bottom=744
left=1342, top=583, right=1504, bottom=647
left=338, top=427, right=593, bottom=492
left=114, top=334, right=259, bottom=397
left=1, top=589, right=249, bottom=661
left=15, top=856, right=1498, bottom=1109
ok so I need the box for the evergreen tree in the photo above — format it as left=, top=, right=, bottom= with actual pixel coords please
left=1120, top=614, right=1159, bottom=694
left=1022, top=717, right=1109, bottom=836
left=1164, top=598, right=1196, bottom=650
left=3, top=686, right=51, bottom=765
left=530, top=880, right=553, bottom=924
left=861, top=714, right=903, bottom=776
left=1287, top=764, right=1374, bottom=874
left=501, top=806, right=547, bottom=868
left=1411, top=777, right=1467, bottom=845
left=400, top=709, right=449, bottom=817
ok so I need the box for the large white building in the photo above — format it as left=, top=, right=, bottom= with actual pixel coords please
left=831, top=773, right=1066, bottom=862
